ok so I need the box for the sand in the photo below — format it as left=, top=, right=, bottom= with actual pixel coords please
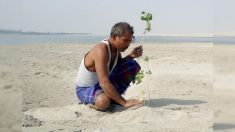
left=0, top=42, right=233, bottom=131
left=213, top=44, right=235, bottom=131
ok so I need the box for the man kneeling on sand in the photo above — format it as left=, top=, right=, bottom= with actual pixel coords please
left=75, top=22, right=143, bottom=111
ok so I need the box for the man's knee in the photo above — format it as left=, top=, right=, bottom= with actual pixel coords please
left=131, top=59, right=141, bottom=73
left=95, top=93, right=110, bottom=111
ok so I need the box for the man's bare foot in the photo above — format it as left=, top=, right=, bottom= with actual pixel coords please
left=88, top=104, right=99, bottom=110
left=88, top=93, right=110, bottom=111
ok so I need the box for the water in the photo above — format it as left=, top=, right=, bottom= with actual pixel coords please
left=0, top=34, right=108, bottom=45
left=0, top=33, right=234, bottom=45
left=213, top=36, right=235, bottom=44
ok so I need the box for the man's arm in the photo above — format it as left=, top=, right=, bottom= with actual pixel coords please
left=94, top=44, right=127, bottom=106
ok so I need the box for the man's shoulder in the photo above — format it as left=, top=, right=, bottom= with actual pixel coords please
left=90, top=43, right=109, bottom=63
left=92, top=42, right=108, bottom=52
left=89, top=42, right=109, bottom=58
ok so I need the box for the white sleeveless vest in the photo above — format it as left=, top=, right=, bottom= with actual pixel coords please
left=76, top=40, right=118, bottom=87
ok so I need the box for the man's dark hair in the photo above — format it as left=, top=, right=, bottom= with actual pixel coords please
left=110, top=22, right=134, bottom=37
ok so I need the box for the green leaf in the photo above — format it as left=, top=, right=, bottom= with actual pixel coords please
left=146, top=13, right=152, bottom=21
left=149, top=14, right=152, bottom=20
left=144, top=56, right=149, bottom=62
left=146, top=22, right=151, bottom=32
left=134, top=70, right=145, bottom=84
left=140, top=16, right=146, bottom=20
left=145, top=70, right=152, bottom=75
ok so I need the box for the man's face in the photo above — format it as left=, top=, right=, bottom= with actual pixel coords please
left=114, top=32, right=133, bottom=52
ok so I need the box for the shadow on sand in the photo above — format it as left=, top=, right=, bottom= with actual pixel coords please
left=145, top=98, right=207, bottom=108
left=107, top=98, right=207, bottom=112
left=213, top=123, right=235, bottom=131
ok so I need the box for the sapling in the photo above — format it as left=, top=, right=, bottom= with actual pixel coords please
left=135, top=11, right=153, bottom=106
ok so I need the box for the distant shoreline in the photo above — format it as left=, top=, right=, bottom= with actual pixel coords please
left=0, top=29, right=92, bottom=35
left=1, top=29, right=235, bottom=38
left=0, top=29, right=235, bottom=45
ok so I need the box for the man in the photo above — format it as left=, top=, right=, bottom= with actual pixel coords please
left=76, top=22, right=143, bottom=111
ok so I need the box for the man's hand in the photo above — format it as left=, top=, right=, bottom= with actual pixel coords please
left=129, top=45, right=143, bottom=58
left=123, top=99, right=144, bottom=109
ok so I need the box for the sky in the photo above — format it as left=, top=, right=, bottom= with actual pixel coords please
left=0, top=0, right=234, bottom=36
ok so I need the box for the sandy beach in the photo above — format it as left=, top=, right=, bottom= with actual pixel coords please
left=0, top=42, right=234, bottom=131
left=213, top=44, right=235, bottom=131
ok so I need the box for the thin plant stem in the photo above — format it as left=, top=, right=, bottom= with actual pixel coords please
left=139, top=29, right=151, bottom=106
